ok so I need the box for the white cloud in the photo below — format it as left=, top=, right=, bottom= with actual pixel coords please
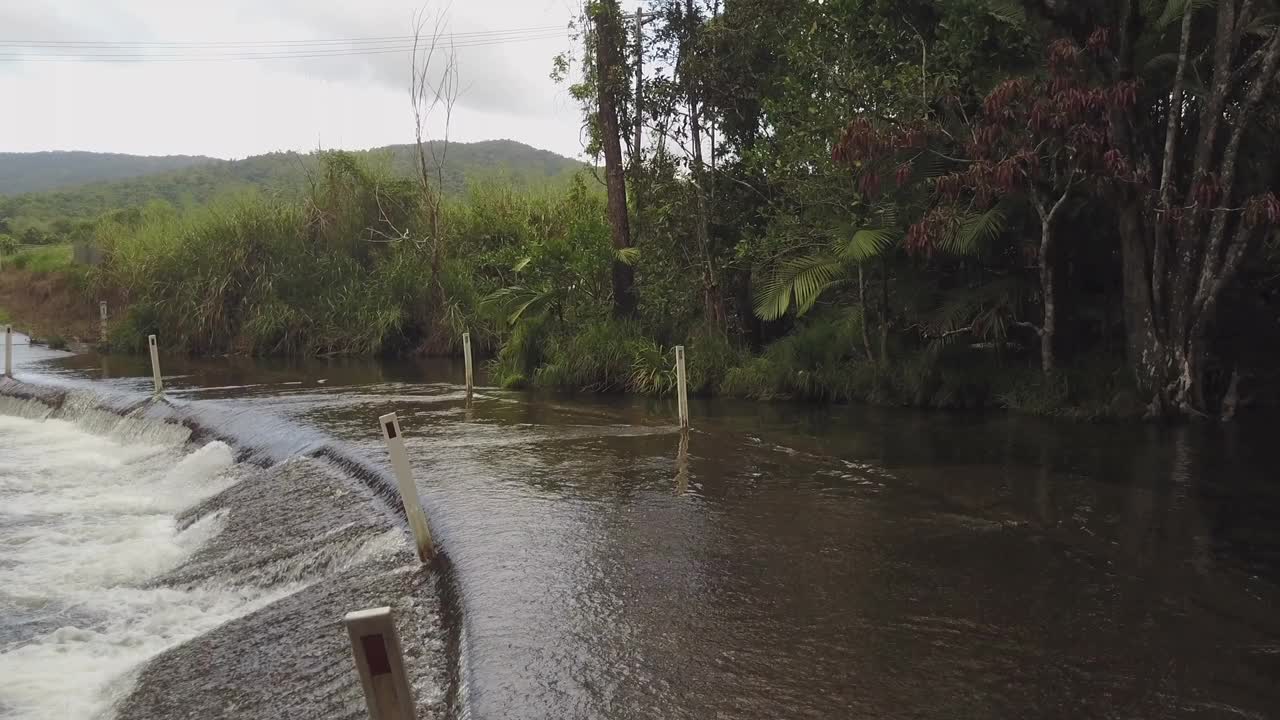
left=0, top=0, right=589, bottom=159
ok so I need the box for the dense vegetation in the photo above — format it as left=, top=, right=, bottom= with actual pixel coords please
left=0, top=151, right=217, bottom=196
left=10, top=0, right=1280, bottom=422
left=0, top=140, right=585, bottom=235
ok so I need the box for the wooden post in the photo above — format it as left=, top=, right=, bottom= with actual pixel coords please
left=462, top=332, right=473, bottom=397
left=674, top=345, right=689, bottom=429
left=4, top=325, right=11, bottom=378
left=147, top=334, right=163, bottom=395
left=99, top=301, right=108, bottom=344
left=344, top=606, right=417, bottom=720
left=378, top=412, right=434, bottom=563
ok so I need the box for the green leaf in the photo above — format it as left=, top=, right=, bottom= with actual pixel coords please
left=978, top=0, right=1027, bottom=26
left=482, top=285, right=553, bottom=326
left=1156, top=0, right=1216, bottom=30
left=837, top=226, right=898, bottom=262
left=614, top=246, right=640, bottom=265
left=752, top=255, right=842, bottom=321
left=938, top=202, right=1011, bottom=256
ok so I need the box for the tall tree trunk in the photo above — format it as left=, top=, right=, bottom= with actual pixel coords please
left=858, top=263, right=875, bottom=365
left=1032, top=191, right=1069, bottom=374
left=594, top=0, right=637, bottom=318
left=1118, top=195, right=1162, bottom=385
left=878, top=255, right=890, bottom=363
left=689, top=92, right=723, bottom=330
left=682, top=0, right=724, bottom=331
left=1039, top=221, right=1056, bottom=374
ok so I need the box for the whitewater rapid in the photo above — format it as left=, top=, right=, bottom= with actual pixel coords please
left=0, top=409, right=270, bottom=718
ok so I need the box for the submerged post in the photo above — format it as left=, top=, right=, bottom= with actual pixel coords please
left=462, top=332, right=474, bottom=398
left=4, top=325, right=11, bottom=378
left=99, top=301, right=108, bottom=344
left=147, top=334, right=163, bottom=395
left=674, top=345, right=689, bottom=429
left=344, top=606, right=416, bottom=720
left=378, top=412, right=434, bottom=563
left=674, top=429, right=690, bottom=495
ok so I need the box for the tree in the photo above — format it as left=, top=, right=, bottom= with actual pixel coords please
left=590, top=0, right=639, bottom=317
left=834, top=34, right=1123, bottom=374
left=405, top=6, right=462, bottom=350
left=1107, top=0, right=1280, bottom=417
left=20, top=226, right=45, bottom=246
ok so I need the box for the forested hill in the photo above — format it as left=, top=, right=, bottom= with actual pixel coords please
left=0, top=151, right=220, bottom=196
left=0, top=140, right=585, bottom=228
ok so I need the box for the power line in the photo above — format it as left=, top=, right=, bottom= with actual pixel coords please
left=0, top=25, right=567, bottom=49
left=0, top=31, right=568, bottom=63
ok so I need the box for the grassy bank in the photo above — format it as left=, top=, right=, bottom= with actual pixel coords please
left=10, top=151, right=1149, bottom=420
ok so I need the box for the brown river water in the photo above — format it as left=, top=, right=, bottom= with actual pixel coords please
left=2, top=341, right=1278, bottom=719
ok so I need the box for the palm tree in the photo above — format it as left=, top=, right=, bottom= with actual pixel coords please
left=752, top=202, right=1012, bottom=365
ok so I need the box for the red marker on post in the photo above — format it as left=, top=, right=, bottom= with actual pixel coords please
left=344, top=607, right=416, bottom=720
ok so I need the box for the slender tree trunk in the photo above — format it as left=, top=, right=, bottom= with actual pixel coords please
left=857, top=263, right=875, bottom=364
left=1118, top=196, right=1162, bottom=385
left=689, top=101, right=723, bottom=330
left=1032, top=187, right=1070, bottom=375
left=594, top=0, right=637, bottom=318
left=682, top=0, right=724, bottom=331
left=1039, top=218, right=1056, bottom=373
left=878, top=256, right=890, bottom=363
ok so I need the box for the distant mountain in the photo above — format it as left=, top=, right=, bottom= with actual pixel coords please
left=0, top=151, right=219, bottom=196
left=0, top=140, right=587, bottom=231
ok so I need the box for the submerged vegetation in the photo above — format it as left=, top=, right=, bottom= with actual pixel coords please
left=8, top=0, right=1280, bottom=422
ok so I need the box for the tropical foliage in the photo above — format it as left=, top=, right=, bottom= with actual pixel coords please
left=13, top=0, right=1280, bottom=421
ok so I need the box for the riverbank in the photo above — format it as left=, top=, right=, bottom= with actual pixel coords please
left=0, top=259, right=1157, bottom=422
left=0, top=264, right=100, bottom=348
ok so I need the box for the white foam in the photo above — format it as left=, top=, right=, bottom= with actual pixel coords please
left=0, top=414, right=269, bottom=720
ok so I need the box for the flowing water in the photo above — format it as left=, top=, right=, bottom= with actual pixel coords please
left=2, top=337, right=1278, bottom=719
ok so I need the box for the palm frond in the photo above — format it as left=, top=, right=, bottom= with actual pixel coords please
left=937, top=202, right=1011, bottom=256
left=483, top=285, right=553, bottom=326
left=1156, top=0, right=1216, bottom=30
left=1142, top=52, right=1182, bottom=74
left=921, top=277, right=1024, bottom=342
left=915, top=152, right=958, bottom=180
left=837, top=226, right=899, bottom=262
left=752, top=255, right=842, bottom=321
left=977, top=0, right=1027, bottom=26
left=615, top=246, right=640, bottom=265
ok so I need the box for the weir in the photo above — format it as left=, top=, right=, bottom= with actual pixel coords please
left=0, top=379, right=466, bottom=720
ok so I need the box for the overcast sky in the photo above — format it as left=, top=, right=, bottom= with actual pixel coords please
left=0, top=0, right=588, bottom=159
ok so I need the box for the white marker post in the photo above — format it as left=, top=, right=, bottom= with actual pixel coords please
left=462, top=332, right=474, bottom=398
left=147, top=334, right=163, bottom=395
left=4, top=325, right=12, bottom=378
left=344, top=606, right=417, bottom=720
left=378, top=412, right=434, bottom=563
left=674, top=345, right=689, bottom=429
left=99, top=302, right=108, bottom=344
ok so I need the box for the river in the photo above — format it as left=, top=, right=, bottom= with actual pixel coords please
left=2, top=338, right=1278, bottom=719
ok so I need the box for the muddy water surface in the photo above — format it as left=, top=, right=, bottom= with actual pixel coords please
left=7, top=345, right=1280, bottom=719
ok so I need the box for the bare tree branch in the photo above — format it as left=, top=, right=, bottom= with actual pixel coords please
left=410, top=5, right=460, bottom=241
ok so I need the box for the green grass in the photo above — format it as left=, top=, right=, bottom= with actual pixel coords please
left=10, top=244, right=74, bottom=273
